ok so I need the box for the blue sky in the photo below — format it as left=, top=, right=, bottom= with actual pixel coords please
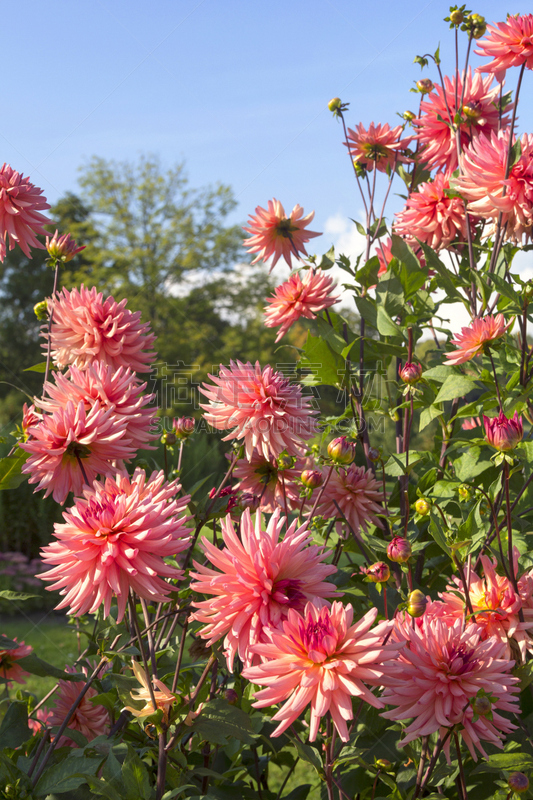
left=4, top=1, right=532, bottom=250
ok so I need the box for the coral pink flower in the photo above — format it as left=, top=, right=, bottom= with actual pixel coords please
left=317, top=464, right=384, bottom=535
left=190, top=509, right=338, bottom=670
left=50, top=664, right=109, bottom=745
left=21, top=400, right=135, bottom=504
left=345, top=122, right=413, bottom=173
left=484, top=411, right=523, bottom=451
left=46, top=230, right=85, bottom=262
left=123, top=661, right=176, bottom=722
left=444, top=313, right=511, bottom=365
left=243, top=199, right=321, bottom=270
left=381, top=616, right=519, bottom=760
left=243, top=601, right=399, bottom=741
left=39, top=469, right=191, bottom=621
left=45, top=285, right=157, bottom=373
left=28, top=707, right=54, bottom=735
left=233, top=449, right=303, bottom=513
left=476, top=15, right=533, bottom=82
left=200, top=361, right=318, bottom=460
left=0, top=164, right=51, bottom=262
left=462, top=416, right=481, bottom=430
left=394, top=172, right=468, bottom=251
left=457, top=130, right=533, bottom=243
left=264, top=269, right=339, bottom=342
left=413, top=70, right=508, bottom=172
left=39, top=362, right=157, bottom=452
left=0, top=638, right=32, bottom=685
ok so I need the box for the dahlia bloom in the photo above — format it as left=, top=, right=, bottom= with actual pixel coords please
left=45, top=285, right=157, bottom=373
left=0, top=163, right=51, bottom=262
left=345, top=122, right=413, bottom=173
left=413, top=70, right=508, bottom=172
left=49, top=664, right=109, bottom=746
left=243, top=602, right=399, bottom=741
left=394, top=172, right=468, bottom=251
left=21, top=400, right=135, bottom=505
left=476, top=15, right=533, bottom=82
left=200, top=361, right=318, bottom=460
left=381, top=616, right=519, bottom=760
left=233, top=449, right=303, bottom=513
left=123, top=661, right=176, bottom=722
left=39, top=469, right=191, bottom=621
left=190, top=509, right=338, bottom=670
left=316, top=464, right=384, bottom=534
left=457, top=130, right=533, bottom=243
left=243, top=199, right=321, bottom=270
left=484, top=411, right=523, bottom=451
left=444, top=313, right=510, bottom=365
left=264, top=269, right=339, bottom=342
left=39, top=362, right=157, bottom=452
left=0, top=638, right=32, bottom=685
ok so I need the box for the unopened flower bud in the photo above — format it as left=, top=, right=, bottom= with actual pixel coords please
left=484, top=412, right=523, bottom=452
left=238, top=492, right=260, bottom=512
left=365, top=562, right=390, bottom=583
left=162, top=432, right=177, bottom=446
left=462, top=100, right=482, bottom=120
left=278, top=453, right=296, bottom=470
left=387, top=537, right=412, bottom=563
left=353, top=160, right=367, bottom=177
left=458, top=484, right=472, bottom=501
left=415, top=498, right=431, bottom=516
left=523, top=281, right=533, bottom=300
left=509, top=773, right=530, bottom=794
left=327, top=436, right=357, bottom=465
left=416, top=79, right=434, bottom=94
left=407, top=589, right=427, bottom=618
left=403, top=110, right=416, bottom=121
left=375, top=759, right=393, bottom=771
left=225, top=688, right=239, bottom=705
left=368, top=446, right=381, bottom=463
left=173, top=417, right=195, bottom=439
left=400, top=362, right=423, bottom=385
left=469, top=13, right=486, bottom=38
left=328, top=97, right=342, bottom=112
left=472, top=695, right=491, bottom=716
left=46, top=230, right=85, bottom=262
left=449, top=8, right=464, bottom=25
left=34, top=300, right=49, bottom=320
left=301, top=469, right=323, bottom=489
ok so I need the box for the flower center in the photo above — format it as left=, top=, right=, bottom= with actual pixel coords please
left=361, top=142, right=390, bottom=161
left=275, top=218, right=298, bottom=239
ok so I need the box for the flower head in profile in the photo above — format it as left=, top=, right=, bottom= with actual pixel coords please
left=200, top=360, right=317, bottom=460
left=243, top=602, right=399, bottom=741
left=444, top=313, right=511, bottom=365
left=413, top=70, right=508, bottom=171
left=484, top=412, right=523, bottom=452
left=317, top=464, right=384, bottom=535
left=264, top=269, right=339, bottom=342
left=21, top=400, right=135, bottom=504
left=0, top=163, right=51, bottom=262
left=39, top=469, right=191, bottom=621
left=475, top=14, right=533, bottom=82
left=394, top=172, right=468, bottom=251
left=243, top=199, right=321, bottom=270
left=123, top=661, right=176, bottom=722
left=462, top=416, right=481, bottom=430
left=0, top=638, right=32, bottom=685
left=46, top=230, right=85, bottom=262
left=457, top=130, right=533, bottom=243
left=345, top=122, right=413, bottom=173
left=190, top=509, right=338, bottom=670
left=45, top=285, right=157, bottom=373
left=381, top=616, right=519, bottom=760
left=50, top=664, right=109, bottom=746
left=233, top=449, right=303, bottom=513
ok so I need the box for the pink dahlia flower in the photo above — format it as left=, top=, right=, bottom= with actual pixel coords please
left=39, top=469, right=191, bottom=621
left=233, top=449, right=303, bottom=513
left=50, top=664, right=109, bottom=746
left=413, top=70, right=509, bottom=172
left=0, top=638, right=32, bottom=685
left=0, top=164, right=51, bottom=262
left=21, top=400, right=135, bottom=504
left=190, top=508, right=338, bottom=670
left=316, top=464, right=384, bottom=535
left=381, top=616, right=519, bottom=760
left=264, top=268, right=339, bottom=342
left=243, top=601, right=399, bottom=741
left=476, top=14, right=533, bottom=82
left=46, top=230, right=85, bottom=262
left=444, top=313, right=511, bottom=365
left=28, top=707, right=54, bottom=735
left=345, top=122, right=413, bottom=173
left=457, top=130, right=533, bottom=243
left=200, top=360, right=318, bottom=460
left=45, top=285, right=157, bottom=373
left=40, top=362, right=157, bottom=452
left=484, top=411, right=523, bottom=451
left=243, top=199, right=321, bottom=270
left=394, top=172, right=468, bottom=251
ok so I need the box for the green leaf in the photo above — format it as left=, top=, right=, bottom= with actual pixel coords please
left=17, top=653, right=85, bottom=682
left=354, top=296, right=377, bottom=329
left=300, top=332, right=343, bottom=387
left=0, top=701, right=30, bottom=749
left=419, top=243, right=465, bottom=303
left=84, top=776, right=123, bottom=800
left=476, top=752, right=533, bottom=773
left=0, top=450, right=29, bottom=490
left=191, top=697, right=256, bottom=745
left=0, top=635, right=24, bottom=650
left=428, top=511, right=452, bottom=557
left=289, top=736, right=322, bottom=772
left=375, top=271, right=405, bottom=317
left=453, top=447, right=493, bottom=482
left=355, top=256, right=380, bottom=289
left=23, top=362, right=48, bottom=373
left=34, top=757, right=102, bottom=796
left=0, top=590, right=39, bottom=602
left=434, top=374, right=477, bottom=403
left=509, top=139, right=522, bottom=167
left=122, top=751, right=151, bottom=800
left=284, top=786, right=313, bottom=800
left=384, top=451, right=428, bottom=476
left=422, top=365, right=455, bottom=383
left=376, top=306, right=403, bottom=337
left=419, top=405, right=442, bottom=432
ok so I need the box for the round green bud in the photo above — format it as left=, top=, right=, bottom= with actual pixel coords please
left=407, top=589, right=427, bottom=618
left=449, top=9, right=464, bottom=25
left=328, top=97, right=342, bottom=112
left=415, top=498, right=431, bottom=516
left=33, top=300, right=48, bottom=320
left=472, top=695, right=491, bottom=716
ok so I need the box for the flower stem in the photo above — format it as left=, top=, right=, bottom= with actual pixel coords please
left=42, top=263, right=60, bottom=396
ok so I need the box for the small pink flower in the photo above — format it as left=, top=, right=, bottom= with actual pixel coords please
left=173, top=417, right=195, bottom=439
left=200, top=361, right=318, bottom=460
left=363, top=562, right=390, bottom=583
left=317, top=464, right=384, bottom=535
left=45, top=285, right=157, bottom=373
left=243, top=601, right=400, bottom=741
left=46, top=230, right=85, bottom=262
left=0, top=164, right=51, bottom=262
left=387, top=537, right=412, bottom=564
left=345, top=122, right=413, bottom=173
left=233, top=449, right=303, bottom=513
left=399, top=362, right=422, bottom=385
left=39, top=469, right=191, bottom=620
left=475, top=14, right=533, bottom=82
left=28, top=707, right=54, bottom=735
left=0, top=638, right=32, bottom=685
left=190, top=509, right=338, bottom=670
left=243, top=199, right=321, bottom=270
left=123, top=661, right=176, bottom=722
left=394, top=172, right=468, bottom=251
left=484, top=411, right=523, bottom=451
left=301, top=468, right=324, bottom=490
left=264, top=269, right=339, bottom=342
left=21, top=403, right=41, bottom=438
left=445, top=313, right=511, bottom=365
left=462, top=416, right=481, bottom=430
left=50, top=663, right=109, bottom=746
